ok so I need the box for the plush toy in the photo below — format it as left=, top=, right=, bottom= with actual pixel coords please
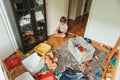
left=45, top=56, right=57, bottom=70
left=47, top=52, right=58, bottom=62
left=45, top=51, right=58, bottom=70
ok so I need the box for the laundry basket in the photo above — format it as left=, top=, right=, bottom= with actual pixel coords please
left=68, top=37, right=95, bottom=63
left=22, top=52, right=44, bottom=74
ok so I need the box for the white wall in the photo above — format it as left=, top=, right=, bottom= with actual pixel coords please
left=46, top=0, right=69, bottom=36
left=85, top=0, right=120, bottom=47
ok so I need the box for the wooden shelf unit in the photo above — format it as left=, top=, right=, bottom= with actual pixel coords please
left=100, top=36, right=120, bottom=80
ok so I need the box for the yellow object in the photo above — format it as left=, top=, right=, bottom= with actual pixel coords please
left=34, top=43, right=51, bottom=56
left=25, top=54, right=30, bottom=57
left=95, top=56, right=99, bottom=60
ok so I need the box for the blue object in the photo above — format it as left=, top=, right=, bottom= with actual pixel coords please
left=95, top=72, right=102, bottom=78
left=60, top=68, right=88, bottom=80
left=84, top=37, right=92, bottom=43
left=110, top=57, right=116, bottom=66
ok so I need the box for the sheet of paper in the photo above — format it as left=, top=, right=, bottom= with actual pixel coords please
left=35, top=11, right=44, bottom=21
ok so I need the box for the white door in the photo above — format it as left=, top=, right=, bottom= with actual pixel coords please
left=0, top=12, right=15, bottom=60
left=45, top=0, right=69, bottom=36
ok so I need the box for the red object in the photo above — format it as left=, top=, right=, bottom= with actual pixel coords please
left=57, top=54, right=61, bottom=58
left=77, top=45, right=84, bottom=51
left=85, top=61, right=91, bottom=67
left=113, top=52, right=118, bottom=57
left=102, top=69, right=104, bottom=71
left=88, top=70, right=91, bottom=73
left=48, top=55, right=54, bottom=61
left=68, top=72, right=73, bottom=75
left=85, top=64, right=89, bottom=68
left=105, top=58, right=108, bottom=61
left=35, top=72, right=56, bottom=80
left=56, top=49, right=59, bottom=52
left=4, top=56, right=21, bottom=71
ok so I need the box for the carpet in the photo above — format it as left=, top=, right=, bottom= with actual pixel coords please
left=54, top=39, right=108, bottom=80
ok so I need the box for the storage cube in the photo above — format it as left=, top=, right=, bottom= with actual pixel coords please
left=15, top=72, right=34, bottom=80
left=22, top=52, right=44, bottom=74
left=68, top=37, right=95, bottom=63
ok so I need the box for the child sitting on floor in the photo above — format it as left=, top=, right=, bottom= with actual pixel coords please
left=54, top=16, right=68, bottom=38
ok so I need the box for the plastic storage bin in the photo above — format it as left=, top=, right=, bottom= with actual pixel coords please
left=34, top=43, right=51, bottom=56
left=22, top=52, right=44, bottom=74
left=68, top=37, right=95, bottom=63
left=15, top=72, right=34, bottom=80
left=35, top=71, right=56, bottom=80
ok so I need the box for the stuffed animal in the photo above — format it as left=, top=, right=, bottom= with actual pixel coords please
left=45, top=56, right=57, bottom=70
left=47, top=52, right=58, bottom=62
left=45, top=51, right=58, bottom=70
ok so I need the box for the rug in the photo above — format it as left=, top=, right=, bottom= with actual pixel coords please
left=54, top=40, right=108, bottom=80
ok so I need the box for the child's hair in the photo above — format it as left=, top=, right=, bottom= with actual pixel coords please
left=60, top=16, right=66, bottom=23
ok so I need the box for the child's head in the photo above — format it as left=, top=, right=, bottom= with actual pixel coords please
left=60, top=16, right=66, bottom=24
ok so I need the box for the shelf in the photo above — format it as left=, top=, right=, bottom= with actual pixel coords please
left=16, top=9, right=30, bottom=12
left=100, top=37, right=120, bottom=80
left=11, top=0, right=47, bottom=53
left=15, top=4, right=43, bottom=12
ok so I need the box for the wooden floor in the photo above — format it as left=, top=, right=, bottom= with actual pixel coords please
left=68, top=13, right=88, bottom=37
left=4, top=14, right=89, bottom=80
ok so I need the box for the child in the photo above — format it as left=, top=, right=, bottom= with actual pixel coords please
left=54, top=16, right=68, bottom=38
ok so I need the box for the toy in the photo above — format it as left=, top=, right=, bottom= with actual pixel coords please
left=87, top=70, right=92, bottom=73
left=98, top=66, right=103, bottom=71
left=60, top=67, right=88, bottom=80
left=106, top=72, right=112, bottom=78
left=45, top=56, right=57, bottom=70
left=47, top=51, right=58, bottom=62
left=95, top=56, right=98, bottom=59
left=95, top=72, right=102, bottom=78
left=110, top=57, right=116, bottom=66
left=35, top=71, right=56, bottom=80
left=77, top=45, right=84, bottom=52
left=84, top=60, right=91, bottom=68
left=45, top=52, right=58, bottom=70
left=84, top=37, right=92, bottom=43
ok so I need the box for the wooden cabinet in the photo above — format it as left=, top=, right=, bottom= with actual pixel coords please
left=10, top=0, right=47, bottom=53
